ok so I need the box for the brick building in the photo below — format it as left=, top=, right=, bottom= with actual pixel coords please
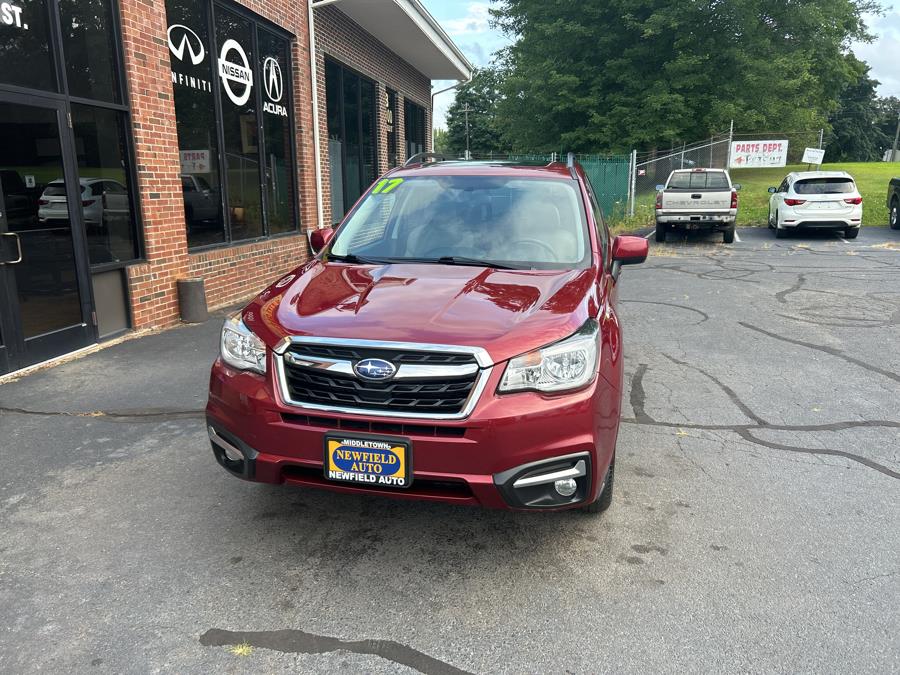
left=0, top=0, right=471, bottom=376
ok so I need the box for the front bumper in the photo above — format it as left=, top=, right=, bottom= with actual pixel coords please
left=206, top=356, right=620, bottom=511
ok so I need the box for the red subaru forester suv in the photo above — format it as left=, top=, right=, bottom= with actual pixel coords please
left=206, top=155, right=647, bottom=513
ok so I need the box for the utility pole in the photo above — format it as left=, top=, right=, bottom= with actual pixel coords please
left=461, top=103, right=473, bottom=160
left=892, top=110, right=900, bottom=162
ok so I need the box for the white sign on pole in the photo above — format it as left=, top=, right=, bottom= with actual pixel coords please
left=180, top=150, right=211, bottom=174
left=801, top=147, right=825, bottom=165
left=729, top=140, right=789, bottom=168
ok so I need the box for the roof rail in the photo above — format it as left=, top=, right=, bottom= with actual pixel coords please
left=566, top=152, right=577, bottom=179
left=405, top=152, right=448, bottom=167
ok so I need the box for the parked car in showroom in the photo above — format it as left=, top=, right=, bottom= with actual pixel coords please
left=768, top=171, right=862, bottom=239
left=654, top=168, right=740, bottom=243
left=206, top=155, right=648, bottom=513
left=38, top=177, right=129, bottom=228
left=888, top=177, right=899, bottom=230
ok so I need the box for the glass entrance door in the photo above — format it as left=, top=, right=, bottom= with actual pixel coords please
left=0, top=96, right=94, bottom=375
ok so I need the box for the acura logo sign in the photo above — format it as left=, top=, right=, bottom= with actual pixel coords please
left=218, top=39, right=253, bottom=106
left=263, top=57, right=283, bottom=102
left=167, top=24, right=205, bottom=65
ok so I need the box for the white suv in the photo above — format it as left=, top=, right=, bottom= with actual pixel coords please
left=767, top=171, right=862, bottom=239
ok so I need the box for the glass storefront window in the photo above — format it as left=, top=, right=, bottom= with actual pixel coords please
left=258, top=29, right=295, bottom=235
left=165, top=0, right=226, bottom=248
left=70, top=104, right=140, bottom=265
left=58, top=0, right=122, bottom=103
left=215, top=7, right=262, bottom=242
left=405, top=99, right=426, bottom=158
left=325, top=59, right=378, bottom=221
left=165, top=0, right=298, bottom=248
left=0, top=0, right=56, bottom=92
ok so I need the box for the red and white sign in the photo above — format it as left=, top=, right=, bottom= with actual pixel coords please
left=729, top=140, right=789, bottom=169
left=180, top=150, right=210, bottom=174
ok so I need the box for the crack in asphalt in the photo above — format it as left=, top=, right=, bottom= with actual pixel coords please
left=739, top=322, right=900, bottom=384
left=0, top=405, right=204, bottom=421
left=661, top=353, right=768, bottom=426
left=625, top=367, right=900, bottom=481
left=621, top=300, right=710, bottom=324
left=199, top=628, right=473, bottom=675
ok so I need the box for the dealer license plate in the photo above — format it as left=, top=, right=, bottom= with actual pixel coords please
left=324, top=434, right=412, bottom=488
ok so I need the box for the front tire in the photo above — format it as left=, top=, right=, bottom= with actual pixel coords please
left=582, top=458, right=615, bottom=514
left=890, top=199, right=899, bottom=230
left=655, top=222, right=667, bottom=243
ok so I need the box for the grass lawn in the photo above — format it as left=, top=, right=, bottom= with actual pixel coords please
left=611, top=161, right=898, bottom=230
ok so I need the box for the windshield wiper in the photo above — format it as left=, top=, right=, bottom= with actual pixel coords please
left=427, top=256, right=522, bottom=270
left=327, top=253, right=390, bottom=265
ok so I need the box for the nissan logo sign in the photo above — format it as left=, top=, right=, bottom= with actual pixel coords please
left=263, top=57, right=283, bottom=103
left=167, top=24, right=205, bottom=65
left=218, top=39, right=253, bottom=106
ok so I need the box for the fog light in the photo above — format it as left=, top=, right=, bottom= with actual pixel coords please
left=554, top=478, right=578, bottom=497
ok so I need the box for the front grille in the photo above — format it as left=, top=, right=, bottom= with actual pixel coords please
left=279, top=343, right=484, bottom=417
left=289, top=344, right=476, bottom=366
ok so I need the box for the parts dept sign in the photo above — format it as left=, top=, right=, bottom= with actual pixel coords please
left=729, top=140, right=789, bottom=169
left=1, top=2, right=27, bottom=29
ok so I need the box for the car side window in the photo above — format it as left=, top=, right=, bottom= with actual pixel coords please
left=181, top=177, right=194, bottom=193
left=582, top=176, right=609, bottom=271
left=91, top=183, right=104, bottom=197
left=780, top=180, right=789, bottom=193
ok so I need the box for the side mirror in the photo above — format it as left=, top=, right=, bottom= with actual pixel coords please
left=655, top=184, right=665, bottom=192
left=612, top=235, right=648, bottom=266
left=767, top=187, right=777, bottom=194
left=309, top=227, right=335, bottom=254
left=733, top=184, right=742, bottom=191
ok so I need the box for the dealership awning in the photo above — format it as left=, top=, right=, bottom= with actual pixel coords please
left=320, top=0, right=473, bottom=81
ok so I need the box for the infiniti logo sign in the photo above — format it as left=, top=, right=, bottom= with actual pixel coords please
left=167, top=24, right=205, bottom=65
left=354, top=359, right=397, bottom=382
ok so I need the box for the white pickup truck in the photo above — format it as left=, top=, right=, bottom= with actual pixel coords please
left=654, top=169, right=740, bottom=243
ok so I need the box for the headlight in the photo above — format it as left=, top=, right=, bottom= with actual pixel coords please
left=221, top=312, right=267, bottom=374
left=499, top=320, right=599, bottom=393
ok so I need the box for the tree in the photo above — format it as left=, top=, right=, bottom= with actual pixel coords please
left=433, top=127, right=451, bottom=154
left=826, top=58, right=891, bottom=161
left=875, top=96, right=900, bottom=158
left=490, top=0, right=880, bottom=153
left=445, top=68, right=505, bottom=156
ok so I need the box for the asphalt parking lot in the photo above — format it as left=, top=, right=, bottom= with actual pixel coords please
left=1, top=227, right=898, bottom=673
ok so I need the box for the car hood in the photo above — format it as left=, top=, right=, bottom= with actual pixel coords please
left=243, top=261, right=598, bottom=365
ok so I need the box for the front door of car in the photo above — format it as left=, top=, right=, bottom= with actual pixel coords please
left=0, top=94, right=95, bottom=375
left=771, top=179, right=789, bottom=216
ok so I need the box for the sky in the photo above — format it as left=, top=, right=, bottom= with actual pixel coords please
left=422, top=1, right=900, bottom=129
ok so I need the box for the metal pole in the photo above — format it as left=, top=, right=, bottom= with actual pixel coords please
left=726, top=120, right=734, bottom=169
left=307, top=0, right=326, bottom=229
left=461, top=103, right=472, bottom=160
left=629, top=149, right=637, bottom=218
left=680, top=142, right=685, bottom=169
left=892, top=111, right=900, bottom=162
left=818, top=128, right=824, bottom=150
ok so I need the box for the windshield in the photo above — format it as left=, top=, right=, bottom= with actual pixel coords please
left=328, top=176, right=589, bottom=270
left=668, top=172, right=730, bottom=189
left=794, top=178, right=855, bottom=195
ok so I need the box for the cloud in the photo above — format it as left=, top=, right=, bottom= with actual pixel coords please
left=853, top=10, right=900, bottom=97
left=441, top=2, right=492, bottom=36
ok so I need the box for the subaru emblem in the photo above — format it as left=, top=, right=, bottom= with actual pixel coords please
left=354, top=358, right=397, bottom=381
